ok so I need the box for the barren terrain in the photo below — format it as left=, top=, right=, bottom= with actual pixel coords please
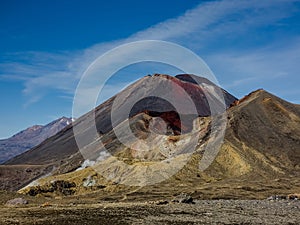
left=1, top=196, right=299, bottom=225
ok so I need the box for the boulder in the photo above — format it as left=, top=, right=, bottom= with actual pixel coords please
left=5, top=198, right=28, bottom=206
left=172, top=193, right=195, bottom=204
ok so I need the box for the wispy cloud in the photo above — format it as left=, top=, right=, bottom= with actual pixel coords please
left=0, top=0, right=299, bottom=105
left=0, top=50, right=82, bottom=104
left=132, top=0, right=297, bottom=42
left=207, top=36, right=300, bottom=98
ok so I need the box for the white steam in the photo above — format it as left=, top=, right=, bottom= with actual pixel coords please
left=76, top=150, right=111, bottom=171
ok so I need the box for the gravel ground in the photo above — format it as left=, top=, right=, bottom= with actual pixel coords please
left=0, top=200, right=299, bottom=225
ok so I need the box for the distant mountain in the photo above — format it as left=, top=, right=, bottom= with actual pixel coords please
left=0, top=117, right=72, bottom=164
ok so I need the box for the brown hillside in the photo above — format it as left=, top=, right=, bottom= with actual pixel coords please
left=18, top=90, right=300, bottom=200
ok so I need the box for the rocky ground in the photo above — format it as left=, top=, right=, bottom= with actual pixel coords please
left=0, top=196, right=299, bottom=225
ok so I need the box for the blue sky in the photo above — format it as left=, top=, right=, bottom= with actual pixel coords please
left=0, top=0, right=300, bottom=138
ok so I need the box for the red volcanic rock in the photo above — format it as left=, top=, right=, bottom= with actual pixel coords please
left=132, top=74, right=236, bottom=116
left=126, top=74, right=236, bottom=135
left=145, top=111, right=193, bottom=135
